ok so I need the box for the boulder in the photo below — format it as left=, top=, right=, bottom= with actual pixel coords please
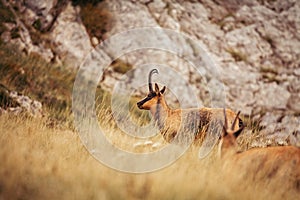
left=3, top=0, right=92, bottom=68
left=49, top=2, right=92, bottom=68
left=0, top=84, right=43, bottom=117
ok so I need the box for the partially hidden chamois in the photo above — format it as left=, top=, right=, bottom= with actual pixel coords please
left=221, top=109, right=300, bottom=197
left=137, top=69, right=243, bottom=143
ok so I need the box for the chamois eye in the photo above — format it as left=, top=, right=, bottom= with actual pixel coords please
left=148, top=93, right=155, bottom=98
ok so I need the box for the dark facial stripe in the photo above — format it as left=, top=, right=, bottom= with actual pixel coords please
left=137, top=92, right=156, bottom=108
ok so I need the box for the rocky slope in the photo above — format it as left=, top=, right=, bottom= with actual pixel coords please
left=1, top=0, right=299, bottom=144
left=1, top=0, right=92, bottom=66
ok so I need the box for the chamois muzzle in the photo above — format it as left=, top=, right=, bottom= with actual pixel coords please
left=137, top=101, right=143, bottom=109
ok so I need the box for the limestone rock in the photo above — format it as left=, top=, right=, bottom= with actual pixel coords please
left=287, top=93, right=300, bottom=113
left=24, top=0, right=57, bottom=16
left=97, top=0, right=299, bottom=139
left=49, top=2, right=92, bottom=68
left=3, top=0, right=92, bottom=68
left=0, top=84, right=43, bottom=117
left=254, top=82, right=290, bottom=110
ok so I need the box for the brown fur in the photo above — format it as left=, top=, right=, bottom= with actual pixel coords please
left=137, top=82, right=242, bottom=143
left=221, top=110, right=300, bottom=197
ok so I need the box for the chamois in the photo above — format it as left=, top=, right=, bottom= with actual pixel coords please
left=221, top=109, right=300, bottom=197
left=137, top=69, right=243, bottom=143
left=219, top=109, right=244, bottom=155
left=221, top=108, right=300, bottom=157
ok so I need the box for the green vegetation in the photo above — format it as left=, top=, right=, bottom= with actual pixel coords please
left=0, top=42, right=141, bottom=128
left=79, top=2, right=114, bottom=42
left=0, top=2, right=14, bottom=23
left=0, top=43, right=75, bottom=127
left=0, top=1, right=15, bottom=42
left=32, top=18, right=42, bottom=31
left=0, top=84, right=19, bottom=108
left=110, top=58, right=133, bottom=74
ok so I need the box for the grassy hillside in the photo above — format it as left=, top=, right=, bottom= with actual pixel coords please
left=1, top=113, right=297, bottom=200
left=0, top=43, right=75, bottom=127
left=0, top=36, right=286, bottom=199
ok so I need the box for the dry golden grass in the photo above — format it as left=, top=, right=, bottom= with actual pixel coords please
left=1, top=111, right=298, bottom=200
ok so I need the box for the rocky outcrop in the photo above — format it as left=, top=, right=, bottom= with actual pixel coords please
left=0, top=84, right=43, bottom=117
left=49, top=2, right=92, bottom=67
left=99, top=0, right=300, bottom=139
left=1, top=0, right=92, bottom=68
left=1, top=0, right=299, bottom=139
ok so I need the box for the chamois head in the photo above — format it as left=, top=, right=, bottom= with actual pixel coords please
left=137, top=69, right=166, bottom=110
left=221, top=109, right=244, bottom=150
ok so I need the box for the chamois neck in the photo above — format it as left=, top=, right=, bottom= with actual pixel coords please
left=150, top=96, right=170, bottom=129
left=219, top=137, right=239, bottom=157
left=149, top=97, right=170, bottom=115
left=159, top=96, right=170, bottom=112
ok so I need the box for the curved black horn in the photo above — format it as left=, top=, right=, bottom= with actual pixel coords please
left=148, top=69, right=158, bottom=92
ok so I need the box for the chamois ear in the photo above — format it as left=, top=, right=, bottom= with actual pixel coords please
left=160, top=86, right=166, bottom=94
left=233, top=126, right=244, bottom=138
left=154, top=83, right=160, bottom=93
